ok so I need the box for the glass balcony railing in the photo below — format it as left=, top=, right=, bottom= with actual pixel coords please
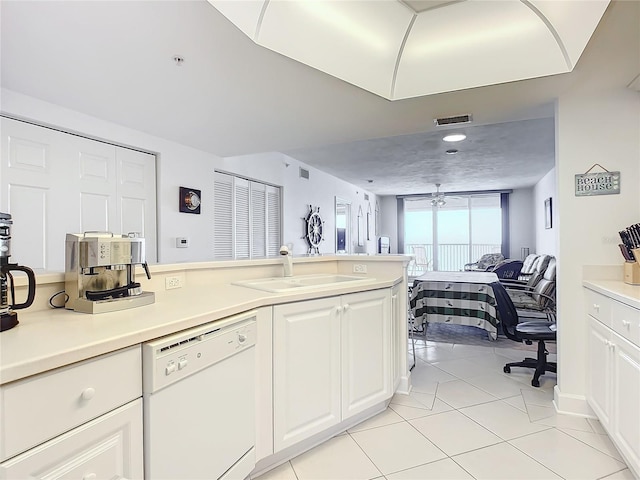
left=406, top=243, right=502, bottom=275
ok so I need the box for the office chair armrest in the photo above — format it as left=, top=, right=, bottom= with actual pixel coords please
left=514, top=292, right=556, bottom=310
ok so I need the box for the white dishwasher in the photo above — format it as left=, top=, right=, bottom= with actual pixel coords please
left=142, top=310, right=257, bottom=480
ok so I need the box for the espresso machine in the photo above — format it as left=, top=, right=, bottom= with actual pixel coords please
left=1, top=213, right=36, bottom=332
left=65, top=232, right=154, bottom=314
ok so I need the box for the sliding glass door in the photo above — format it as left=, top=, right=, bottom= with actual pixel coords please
left=435, top=196, right=470, bottom=271
left=404, top=193, right=503, bottom=273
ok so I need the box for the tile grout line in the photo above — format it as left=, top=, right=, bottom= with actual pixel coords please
left=344, top=431, right=385, bottom=480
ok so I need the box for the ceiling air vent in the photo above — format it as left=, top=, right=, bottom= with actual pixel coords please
left=299, top=167, right=310, bottom=180
left=434, top=114, right=473, bottom=126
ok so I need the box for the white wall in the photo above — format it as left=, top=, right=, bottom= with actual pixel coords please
left=0, top=89, right=378, bottom=266
left=533, top=168, right=557, bottom=256
left=380, top=196, right=399, bottom=253
left=555, top=84, right=640, bottom=413
left=508, top=188, right=536, bottom=259
left=552, top=0, right=640, bottom=413
left=217, top=152, right=378, bottom=256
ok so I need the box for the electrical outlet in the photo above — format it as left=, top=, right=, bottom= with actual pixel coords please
left=353, top=264, right=367, bottom=274
left=165, top=275, right=183, bottom=290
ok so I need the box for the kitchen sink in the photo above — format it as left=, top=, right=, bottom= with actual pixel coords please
left=232, top=274, right=376, bottom=293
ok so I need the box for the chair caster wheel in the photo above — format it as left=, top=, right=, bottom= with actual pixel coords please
left=531, top=379, right=540, bottom=387
left=503, top=366, right=511, bottom=373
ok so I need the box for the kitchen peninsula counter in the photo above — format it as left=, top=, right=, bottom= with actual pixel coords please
left=582, top=278, right=640, bottom=309
left=0, top=255, right=409, bottom=385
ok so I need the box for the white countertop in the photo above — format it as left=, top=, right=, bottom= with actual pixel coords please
left=583, top=279, right=640, bottom=309
left=0, top=275, right=402, bottom=385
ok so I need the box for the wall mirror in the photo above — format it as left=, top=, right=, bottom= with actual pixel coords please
left=335, top=197, right=351, bottom=254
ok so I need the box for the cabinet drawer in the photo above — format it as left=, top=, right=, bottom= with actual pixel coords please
left=0, top=346, right=141, bottom=461
left=0, top=399, right=143, bottom=480
left=611, top=300, right=640, bottom=347
left=585, top=289, right=612, bottom=327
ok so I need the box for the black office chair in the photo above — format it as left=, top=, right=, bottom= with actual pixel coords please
left=491, top=281, right=557, bottom=387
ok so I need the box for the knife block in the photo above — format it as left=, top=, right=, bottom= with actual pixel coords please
left=624, top=260, right=640, bottom=285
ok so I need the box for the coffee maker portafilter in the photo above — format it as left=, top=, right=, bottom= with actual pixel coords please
left=1, top=213, right=36, bottom=332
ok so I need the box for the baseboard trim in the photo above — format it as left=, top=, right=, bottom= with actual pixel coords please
left=251, top=399, right=389, bottom=478
left=396, top=373, right=411, bottom=395
left=553, top=385, right=595, bottom=417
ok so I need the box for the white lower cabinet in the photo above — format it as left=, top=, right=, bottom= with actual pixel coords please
left=390, top=283, right=405, bottom=391
left=273, top=289, right=391, bottom=452
left=0, top=399, right=143, bottom=480
left=0, top=346, right=143, bottom=480
left=587, top=316, right=613, bottom=428
left=585, top=288, right=640, bottom=478
left=611, top=334, right=640, bottom=472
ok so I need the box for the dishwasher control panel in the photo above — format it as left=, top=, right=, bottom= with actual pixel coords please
left=142, top=310, right=257, bottom=393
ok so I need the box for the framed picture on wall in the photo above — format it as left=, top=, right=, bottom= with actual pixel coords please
left=544, top=197, right=552, bottom=229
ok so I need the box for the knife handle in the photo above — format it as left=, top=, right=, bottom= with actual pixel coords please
left=619, top=244, right=635, bottom=261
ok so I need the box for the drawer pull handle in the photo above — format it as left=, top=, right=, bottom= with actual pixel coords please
left=622, top=320, right=631, bottom=328
left=343, top=304, right=349, bottom=312
left=81, top=387, right=96, bottom=401
left=83, top=474, right=97, bottom=480
left=593, top=304, right=600, bottom=312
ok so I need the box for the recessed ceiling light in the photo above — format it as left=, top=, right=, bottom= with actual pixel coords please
left=367, top=179, right=374, bottom=183
left=445, top=149, right=458, bottom=155
left=443, top=134, right=466, bottom=142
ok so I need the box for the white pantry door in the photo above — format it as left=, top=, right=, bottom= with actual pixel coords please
left=0, top=117, right=157, bottom=271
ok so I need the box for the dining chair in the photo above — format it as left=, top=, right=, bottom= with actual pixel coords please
left=409, top=245, right=431, bottom=276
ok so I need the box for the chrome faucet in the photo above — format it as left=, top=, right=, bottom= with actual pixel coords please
left=279, top=245, right=293, bottom=277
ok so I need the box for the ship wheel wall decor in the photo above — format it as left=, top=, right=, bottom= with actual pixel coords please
left=303, top=204, right=324, bottom=254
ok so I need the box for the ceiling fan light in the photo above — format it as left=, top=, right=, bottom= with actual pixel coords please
left=430, top=183, right=446, bottom=207
left=443, top=134, right=466, bottom=142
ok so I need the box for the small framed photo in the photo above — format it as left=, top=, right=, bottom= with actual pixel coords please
left=544, top=197, right=552, bottom=229
left=179, top=187, right=201, bottom=214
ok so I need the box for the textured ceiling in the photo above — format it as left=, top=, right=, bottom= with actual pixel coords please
left=285, top=118, right=555, bottom=196
left=1, top=1, right=637, bottom=196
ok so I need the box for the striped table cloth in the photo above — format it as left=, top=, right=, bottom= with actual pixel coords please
left=410, top=271, right=500, bottom=340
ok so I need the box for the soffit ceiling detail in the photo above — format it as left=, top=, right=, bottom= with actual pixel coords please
left=208, top=0, right=610, bottom=100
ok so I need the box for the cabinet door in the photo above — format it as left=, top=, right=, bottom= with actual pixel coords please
left=341, top=289, right=391, bottom=419
left=273, top=297, right=341, bottom=452
left=587, top=317, right=613, bottom=428
left=116, top=147, right=157, bottom=263
left=0, top=399, right=143, bottom=480
left=612, top=334, right=640, bottom=472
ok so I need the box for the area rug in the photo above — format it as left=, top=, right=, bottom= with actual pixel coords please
left=412, top=322, right=557, bottom=353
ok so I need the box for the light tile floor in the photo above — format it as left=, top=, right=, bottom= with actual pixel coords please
left=253, top=339, right=635, bottom=480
